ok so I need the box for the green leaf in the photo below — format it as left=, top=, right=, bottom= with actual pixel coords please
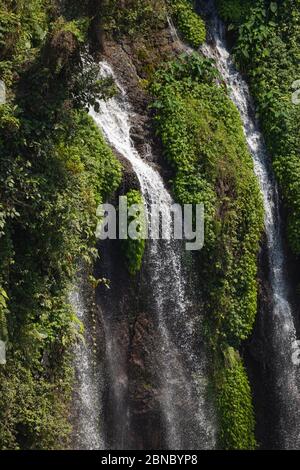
left=270, top=2, right=277, bottom=13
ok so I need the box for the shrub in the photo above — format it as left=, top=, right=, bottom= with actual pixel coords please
left=0, top=0, right=49, bottom=85
left=216, top=347, right=256, bottom=449
left=168, top=0, right=206, bottom=47
left=217, top=0, right=253, bottom=25
left=105, top=0, right=166, bottom=37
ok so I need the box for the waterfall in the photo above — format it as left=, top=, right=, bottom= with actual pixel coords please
left=89, top=62, right=216, bottom=449
left=167, top=15, right=193, bottom=53
left=167, top=15, right=181, bottom=44
left=200, top=1, right=300, bottom=449
left=70, top=275, right=105, bottom=450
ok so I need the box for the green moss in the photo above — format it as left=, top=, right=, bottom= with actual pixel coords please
left=216, top=347, right=256, bottom=450
left=168, top=0, right=206, bottom=47
left=121, top=190, right=146, bottom=276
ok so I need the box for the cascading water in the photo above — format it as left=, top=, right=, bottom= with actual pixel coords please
left=167, top=15, right=182, bottom=45
left=200, top=0, right=300, bottom=449
left=70, top=276, right=105, bottom=450
left=90, top=61, right=216, bottom=449
left=167, top=15, right=193, bottom=53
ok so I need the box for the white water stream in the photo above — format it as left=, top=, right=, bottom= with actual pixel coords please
left=71, top=281, right=105, bottom=449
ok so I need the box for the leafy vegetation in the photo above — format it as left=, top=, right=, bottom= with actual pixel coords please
left=0, top=0, right=50, bottom=86
left=218, top=0, right=300, bottom=255
left=167, top=0, right=206, bottom=47
left=2, top=0, right=295, bottom=452
left=216, top=0, right=253, bottom=25
left=150, top=53, right=263, bottom=448
left=104, top=0, right=167, bottom=37
left=0, top=0, right=121, bottom=449
left=216, top=347, right=256, bottom=450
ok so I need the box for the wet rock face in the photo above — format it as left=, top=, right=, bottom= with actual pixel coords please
left=95, top=238, right=165, bottom=449
left=90, top=34, right=164, bottom=446
left=245, top=236, right=282, bottom=450
left=101, top=40, right=157, bottom=167
left=129, top=313, right=164, bottom=449
left=245, top=213, right=300, bottom=450
left=99, top=18, right=181, bottom=169
left=116, top=152, right=140, bottom=194
left=71, top=265, right=107, bottom=450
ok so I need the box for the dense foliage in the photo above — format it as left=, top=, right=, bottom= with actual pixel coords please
left=0, top=0, right=121, bottom=449
left=150, top=53, right=263, bottom=449
left=121, top=190, right=146, bottom=275
left=2, top=0, right=294, bottom=452
left=217, top=347, right=256, bottom=449
left=216, top=0, right=253, bottom=24
left=218, top=0, right=300, bottom=255
left=104, top=0, right=167, bottom=37
left=0, top=0, right=50, bottom=86
left=167, top=0, right=206, bottom=48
